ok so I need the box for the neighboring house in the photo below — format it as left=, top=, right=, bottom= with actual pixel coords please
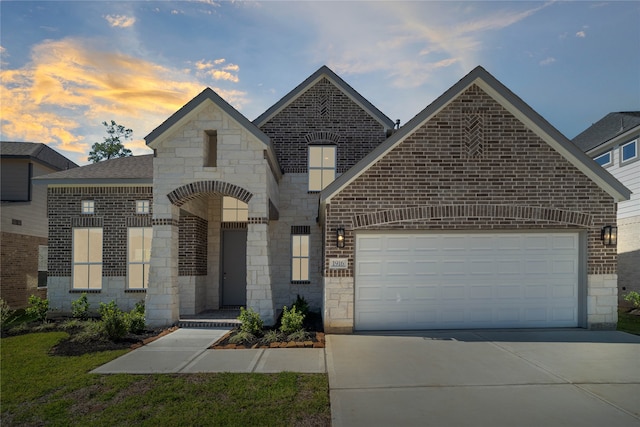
left=573, top=112, right=640, bottom=305
left=1, top=142, right=78, bottom=308
left=36, top=66, right=629, bottom=332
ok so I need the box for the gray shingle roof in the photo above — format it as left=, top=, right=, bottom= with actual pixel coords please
left=33, top=154, right=152, bottom=184
left=1, top=141, right=78, bottom=171
left=572, top=112, right=640, bottom=152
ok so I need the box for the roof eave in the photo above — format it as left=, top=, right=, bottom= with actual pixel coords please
left=585, top=125, right=640, bottom=155
left=33, top=178, right=153, bottom=186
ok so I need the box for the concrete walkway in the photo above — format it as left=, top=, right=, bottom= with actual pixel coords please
left=327, top=330, right=640, bottom=427
left=91, top=328, right=326, bottom=374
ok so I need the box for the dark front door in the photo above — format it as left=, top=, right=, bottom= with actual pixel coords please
left=222, top=230, right=247, bottom=306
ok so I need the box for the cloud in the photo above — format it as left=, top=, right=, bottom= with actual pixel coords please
left=576, top=31, right=586, bottom=38
left=0, top=38, right=248, bottom=162
left=104, top=14, right=136, bottom=28
left=193, top=59, right=240, bottom=82
left=540, top=57, right=556, bottom=66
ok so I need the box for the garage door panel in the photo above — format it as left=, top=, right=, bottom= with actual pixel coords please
left=355, top=232, right=580, bottom=330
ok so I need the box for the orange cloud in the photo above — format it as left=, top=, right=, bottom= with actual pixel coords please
left=0, top=38, right=248, bottom=162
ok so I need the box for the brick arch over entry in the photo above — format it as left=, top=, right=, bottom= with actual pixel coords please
left=352, top=204, right=594, bottom=228
left=167, top=181, right=253, bottom=207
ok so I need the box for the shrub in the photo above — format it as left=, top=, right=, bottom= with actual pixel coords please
left=624, top=291, right=640, bottom=308
left=71, top=293, right=90, bottom=320
left=0, top=298, right=14, bottom=328
left=229, top=331, right=255, bottom=345
left=125, top=311, right=146, bottom=334
left=133, top=299, right=145, bottom=315
left=287, top=330, right=310, bottom=342
left=292, top=294, right=309, bottom=316
left=262, top=329, right=284, bottom=344
left=238, top=307, right=263, bottom=335
left=280, top=305, right=304, bottom=335
left=26, top=295, right=49, bottom=323
left=72, top=320, right=107, bottom=343
left=98, top=301, right=127, bottom=341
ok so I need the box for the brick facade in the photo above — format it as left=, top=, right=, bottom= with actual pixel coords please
left=260, top=77, right=388, bottom=173
left=0, top=232, right=47, bottom=308
left=323, top=84, right=618, bottom=332
left=179, top=215, right=208, bottom=276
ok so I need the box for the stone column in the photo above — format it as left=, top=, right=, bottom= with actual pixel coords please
left=146, top=204, right=180, bottom=327
left=246, top=222, right=275, bottom=325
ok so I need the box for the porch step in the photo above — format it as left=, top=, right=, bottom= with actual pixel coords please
left=178, top=319, right=241, bottom=329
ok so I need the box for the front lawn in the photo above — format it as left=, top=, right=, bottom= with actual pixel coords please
left=1, top=332, right=330, bottom=426
left=618, top=308, right=640, bottom=336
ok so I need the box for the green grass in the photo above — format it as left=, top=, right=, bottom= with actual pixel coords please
left=618, top=308, right=640, bottom=336
left=1, top=332, right=331, bottom=426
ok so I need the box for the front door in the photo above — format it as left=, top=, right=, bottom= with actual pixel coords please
left=222, top=230, right=247, bottom=306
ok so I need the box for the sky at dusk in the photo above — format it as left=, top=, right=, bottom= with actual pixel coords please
left=1, top=1, right=639, bottom=165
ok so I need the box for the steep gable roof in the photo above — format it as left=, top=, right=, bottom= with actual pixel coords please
left=572, top=111, right=640, bottom=153
left=34, top=154, right=152, bottom=185
left=320, top=66, right=631, bottom=213
left=253, top=65, right=395, bottom=130
left=1, top=141, right=78, bottom=171
left=145, top=87, right=270, bottom=147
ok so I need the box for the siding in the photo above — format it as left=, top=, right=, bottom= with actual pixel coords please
left=601, top=141, right=640, bottom=219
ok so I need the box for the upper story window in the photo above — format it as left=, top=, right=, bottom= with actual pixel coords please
left=81, top=200, right=95, bottom=214
left=621, top=139, right=637, bottom=164
left=136, top=200, right=150, bottom=214
left=594, top=151, right=612, bottom=167
left=222, top=197, right=248, bottom=222
left=308, top=145, right=336, bottom=191
left=204, top=130, right=217, bottom=167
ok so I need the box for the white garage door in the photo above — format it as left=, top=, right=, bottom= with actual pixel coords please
left=355, top=232, right=580, bottom=330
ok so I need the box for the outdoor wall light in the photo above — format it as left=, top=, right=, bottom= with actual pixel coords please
left=601, top=225, right=617, bottom=246
left=336, top=227, right=346, bottom=248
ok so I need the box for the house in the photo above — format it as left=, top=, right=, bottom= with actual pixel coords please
left=573, top=112, right=640, bottom=305
left=1, top=142, right=78, bottom=308
left=36, top=66, right=629, bottom=332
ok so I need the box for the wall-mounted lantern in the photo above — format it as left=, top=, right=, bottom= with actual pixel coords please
left=336, top=227, right=346, bottom=248
left=601, top=225, right=617, bottom=246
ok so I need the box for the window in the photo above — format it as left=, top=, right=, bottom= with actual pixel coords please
left=73, top=228, right=102, bottom=289
left=291, top=226, right=310, bottom=283
left=594, top=151, right=612, bottom=167
left=222, top=197, right=248, bottom=222
left=205, top=130, right=217, bottom=167
left=621, top=139, right=637, bottom=163
left=128, top=227, right=152, bottom=289
left=81, top=200, right=95, bottom=214
left=136, top=200, right=150, bottom=214
left=308, top=145, right=336, bottom=191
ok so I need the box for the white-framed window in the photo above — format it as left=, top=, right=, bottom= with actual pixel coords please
left=128, top=227, right=152, bottom=289
left=81, top=200, right=95, bottom=214
left=594, top=151, right=612, bottom=167
left=73, top=228, right=102, bottom=289
left=222, top=197, right=248, bottom=222
left=308, top=145, right=336, bottom=191
left=136, top=200, right=150, bottom=214
left=291, top=226, right=310, bottom=283
left=621, top=139, right=637, bottom=163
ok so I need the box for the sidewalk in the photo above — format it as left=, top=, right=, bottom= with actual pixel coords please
left=91, top=328, right=326, bottom=374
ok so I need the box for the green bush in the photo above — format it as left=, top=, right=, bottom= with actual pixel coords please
left=238, top=307, right=263, bottom=335
left=98, top=301, right=127, bottom=341
left=262, top=329, right=284, bottom=344
left=71, top=320, right=107, bottom=343
left=71, top=293, right=90, bottom=320
left=292, top=294, right=309, bottom=316
left=287, top=330, right=309, bottom=342
left=0, top=298, right=14, bottom=328
left=25, top=295, right=49, bottom=323
left=229, top=331, right=255, bottom=345
left=624, top=291, right=640, bottom=308
left=125, top=311, right=146, bottom=334
left=280, top=305, right=304, bottom=335
left=133, top=299, right=145, bottom=315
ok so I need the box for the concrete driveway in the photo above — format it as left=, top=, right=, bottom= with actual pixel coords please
left=326, top=330, right=640, bottom=427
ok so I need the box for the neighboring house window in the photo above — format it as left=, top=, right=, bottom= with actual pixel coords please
left=128, top=227, right=152, bottom=289
left=291, top=226, right=310, bottom=283
left=205, top=130, right=217, bottom=167
left=81, top=200, right=95, bottom=214
left=73, top=228, right=103, bottom=289
left=308, top=145, right=336, bottom=191
left=136, top=200, right=150, bottom=214
left=222, top=197, right=248, bottom=222
left=594, top=151, right=612, bottom=167
left=621, top=139, right=637, bottom=163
